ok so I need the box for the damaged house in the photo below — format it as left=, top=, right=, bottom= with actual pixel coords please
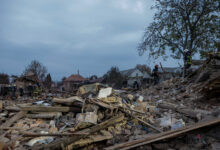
left=15, top=72, right=40, bottom=88
left=14, top=72, right=43, bottom=96
left=64, top=74, right=86, bottom=92
left=158, top=60, right=204, bottom=82
left=120, top=65, right=151, bottom=88
left=15, top=72, right=41, bottom=94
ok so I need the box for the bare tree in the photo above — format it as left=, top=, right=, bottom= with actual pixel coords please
left=24, top=60, right=47, bottom=82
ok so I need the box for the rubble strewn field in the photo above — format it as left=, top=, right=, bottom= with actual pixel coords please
left=0, top=54, right=220, bottom=150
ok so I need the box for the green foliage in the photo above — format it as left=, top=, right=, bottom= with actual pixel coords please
left=138, top=0, right=219, bottom=61
left=103, top=67, right=124, bottom=88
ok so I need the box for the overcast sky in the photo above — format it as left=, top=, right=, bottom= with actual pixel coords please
left=0, top=0, right=182, bottom=80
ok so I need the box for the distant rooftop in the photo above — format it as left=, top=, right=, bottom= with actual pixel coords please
left=65, top=74, right=86, bottom=82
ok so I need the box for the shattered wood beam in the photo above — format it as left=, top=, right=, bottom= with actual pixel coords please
left=34, top=114, right=124, bottom=150
left=0, top=100, right=2, bottom=110
left=25, top=112, right=62, bottom=119
left=21, top=132, right=87, bottom=137
left=0, top=111, right=27, bottom=127
left=0, top=127, right=26, bottom=130
left=21, top=106, right=81, bottom=113
left=5, top=106, right=20, bottom=111
left=127, top=108, right=146, bottom=115
left=119, top=108, right=162, bottom=133
left=121, top=101, right=146, bottom=115
left=67, top=134, right=113, bottom=149
left=157, top=102, right=202, bottom=120
left=135, top=117, right=163, bottom=133
left=105, top=118, right=220, bottom=150
left=121, top=118, right=220, bottom=150
left=89, top=99, right=117, bottom=109
left=53, top=97, right=83, bottom=107
left=105, top=129, right=183, bottom=150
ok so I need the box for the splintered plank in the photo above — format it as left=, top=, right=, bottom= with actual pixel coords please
left=21, top=131, right=87, bottom=137
left=0, top=100, right=2, bottom=110
left=25, top=112, right=62, bottom=119
left=1, top=111, right=27, bottom=128
left=33, top=114, right=124, bottom=150
left=67, top=133, right=113, bottom=149
left=119, top=108, right=162, bottom=133
left=21, top=106, right=81, bottom=113
left=105, top=118, right=220, bottom=150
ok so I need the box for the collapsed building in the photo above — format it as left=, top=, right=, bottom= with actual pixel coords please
left=0, top=53, right=219, bottom=150
left=15, top=72, right=40, bottom=91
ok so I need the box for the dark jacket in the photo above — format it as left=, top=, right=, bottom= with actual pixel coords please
left=152, top=67, right=159, bottom=77
left=184, top=51, right=192, bottom=65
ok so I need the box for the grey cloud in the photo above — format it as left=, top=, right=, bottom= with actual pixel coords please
left=1, top=0, right=179, bottom=80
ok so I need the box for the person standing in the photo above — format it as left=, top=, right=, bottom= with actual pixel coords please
left=184, top=49, right=192, bottom=77
left=152, top=64, right=159, bottom=85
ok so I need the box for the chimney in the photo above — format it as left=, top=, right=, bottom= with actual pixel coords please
left=77, top=69, right=79, bottom=75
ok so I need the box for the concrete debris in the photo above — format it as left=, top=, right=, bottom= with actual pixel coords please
left=0, top=54, right=219, bottom=150
left=77, top=83, right=106, bottom=96
left=75, top=112, right=98, bottom=129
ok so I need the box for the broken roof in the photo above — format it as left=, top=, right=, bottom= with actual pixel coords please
left=120, top=67, right=151, bottom=78
left=120, top=68, right=137, bottom=76
left=16, top=72, right=40, bottom=83
left=65, top=74, right=86, bottom=82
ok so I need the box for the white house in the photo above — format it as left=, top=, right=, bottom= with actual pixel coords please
left=120, top=66, right=151, bottom=87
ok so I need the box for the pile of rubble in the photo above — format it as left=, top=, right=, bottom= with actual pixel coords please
left=0, top=54, right=220, bottom=150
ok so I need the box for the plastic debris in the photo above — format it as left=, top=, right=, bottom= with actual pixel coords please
left=98, top=87, right=113, bottom=99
